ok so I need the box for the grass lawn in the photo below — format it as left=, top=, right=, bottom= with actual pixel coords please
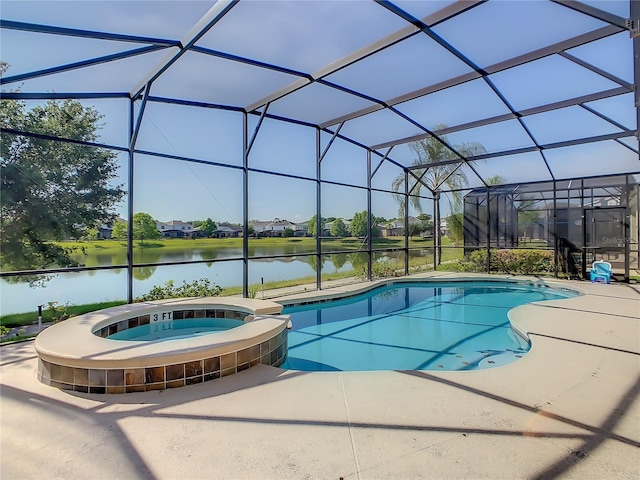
left=61, top=236, right=437, bottom=255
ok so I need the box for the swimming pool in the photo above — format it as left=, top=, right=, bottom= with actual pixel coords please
left=281, top=281, right=578, bottom=372
left=107, top=318, right=244, bottom=341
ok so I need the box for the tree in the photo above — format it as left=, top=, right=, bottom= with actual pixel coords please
left=199, top=218, right=217, bottom=237
left=391, top=126, right=486, bottom=265
left=111, top=220, right=127, bottom=240
left=446, top=212, right=464, bottom=245
left=516, top=197, right=541, bottom=243
left=330, top=219, right=349, bottom=238
left=349, top=211, right=382, bottom=238
left=307, top=214, right=325, bottom=238
left=349, top=211, right=368, bottom=238
left=82, top=227, right=100, bottom=242
left=418, top=213, right=434, bottom=237
left=330, top=253, right=348, bottom=271
left=307, top=255, right=325, bottom=272
left=1, top=64, right=125, bottom=271
left=132, top=212, right=161, bottom=245
left=283, top=227, right=294, bottom=237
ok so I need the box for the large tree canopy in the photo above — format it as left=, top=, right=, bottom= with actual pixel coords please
left=0, top=75, right=124, bottom=271
left=330, top=218, right=348, bottom=238
left=349, top=211, right=382, bottom=238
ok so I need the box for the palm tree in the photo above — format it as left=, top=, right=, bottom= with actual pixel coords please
left=392, top=127, right=486, bottom=265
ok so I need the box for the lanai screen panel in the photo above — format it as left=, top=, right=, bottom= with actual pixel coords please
left=1, top=0, right=638, bottom=312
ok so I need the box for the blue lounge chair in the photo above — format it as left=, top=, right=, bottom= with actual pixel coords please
left=590, top=261, right=612, bottom=284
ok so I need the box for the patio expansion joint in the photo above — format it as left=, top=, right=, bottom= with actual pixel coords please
left=339, top=373, right=361, bottom=480
left=527, top=332, right=640, bottom=357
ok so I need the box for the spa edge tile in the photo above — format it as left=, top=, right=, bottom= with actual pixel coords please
left=126, top=385, right=146, bottom=393
left=260, top=340, right=271, bottom=356
left=106, top=386, right=125, bottom=394
left=74, top=385, right=89, bottom=393
left=195, top=310, right=206, bottom=318
left=107, top=369, right=125, bottom=386
left=204, top=372, right=220, bottom=382
left=185, top=360, right=203, bottom=377
left=220, top=352, right=236, bottom=370
left=128, top=318, right=139, bottom=329
left=249, top=359, right=259, bottom=367
left=116, top=320, right=128, bottom=332
left=167, top=379, right=185, bottom=389
left=237, top=347, right=251, bottom=364
left=261, top=354, right=270, bottom=365
left=204, top=356, right=220, bottom=374
left=60, top=366, right=75, bottom=384
left=61, top=383, right=74, bottom=391
left=145, top=382, right=165, bottom=391
left=166, top=364, right=185, bottom=381
left=145, top=366, right=164, bottom=384
left=186, top=376, right=203, bottom=385
left=50, top=363, right=62, bottom=382
left=249, top=344, right=260, bottom=362
left=125, top=368, right=145, bottom=385
left=237, top=362, right=250, bottom=373
left=89, top=386, right=106, bottom=394
left=221, top=367, right=236, bottom=377
left=139, top=315, right=150, bottom=326
left=74, top=368, right=89, bottom=386
left=89, top=369, right=106, bottom=387
left=39, top=359, right=52, bottom=380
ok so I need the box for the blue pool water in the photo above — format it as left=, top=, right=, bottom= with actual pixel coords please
left=107, top=318, right=244, bottom=341
left=281, top=281, right=578, bottom=372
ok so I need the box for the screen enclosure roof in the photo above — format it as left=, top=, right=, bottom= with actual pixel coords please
left=1, top=0, right=638, bottom=190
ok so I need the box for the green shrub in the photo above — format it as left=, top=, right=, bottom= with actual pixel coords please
left=136, top=278, right=223, bottom=301
left=454, top=249, right=554, bottom=275
left=371, top=260, right=400, bottom=278
left=354, top=259, right=403, bottom=279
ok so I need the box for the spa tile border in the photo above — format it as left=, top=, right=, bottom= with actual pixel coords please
left=38, top=328, right=287, bottom=393
left=94, top=308, right=249, bottom=338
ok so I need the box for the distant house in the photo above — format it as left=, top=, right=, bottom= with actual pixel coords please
left=97, top=224, right=112, bottom=239
left=380, top=217, right=420, bottom=237
left=249, top=218, right=303, bottom=237
left=156, top=220, right=200, bottom=239
left=323, top=218, right=351, bottom=237
left=249, top=221, right=271, bottom=237
left=294, top=221, right=308, bottom=237
left=213, top=223, right=242, bottom=238
left=267, top=219, right=296, bottom=236
left=440, top=219, right=449, bottom=237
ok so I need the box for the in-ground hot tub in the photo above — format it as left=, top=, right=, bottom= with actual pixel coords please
left=35, top=297, right=290, bottom=394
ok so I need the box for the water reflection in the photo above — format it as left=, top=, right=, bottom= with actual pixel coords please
left=1, top=245, right=435, bottom=315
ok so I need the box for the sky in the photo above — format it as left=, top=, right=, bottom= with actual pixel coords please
left=1, top=0, right=637, bottom=225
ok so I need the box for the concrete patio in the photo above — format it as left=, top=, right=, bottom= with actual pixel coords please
left=1, top=274, right=638, bottom=479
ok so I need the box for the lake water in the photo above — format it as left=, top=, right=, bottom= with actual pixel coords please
left=0, top=246, right=431, bottom=315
